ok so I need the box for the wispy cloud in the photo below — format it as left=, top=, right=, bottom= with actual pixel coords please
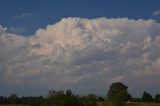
left=7, top=27, right=26, bottom=34
left=13, top=13, right=34, bottom=18
left=152, top=10, right=160, bottom=16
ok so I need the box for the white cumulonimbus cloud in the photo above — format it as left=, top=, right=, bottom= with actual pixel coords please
left=0, top=17, right=160, bottom=96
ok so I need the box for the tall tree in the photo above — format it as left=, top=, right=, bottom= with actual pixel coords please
left=9, top=94, right=18, bottom=104
left=107, top=82, right=129, bottom=106
left=83, top=94, right=97, bottom=106
left=66, top=89, right=73, bottom=96
left=141, top=91, right=153, bottom=102
left=155, top=94, right=160, bottom=103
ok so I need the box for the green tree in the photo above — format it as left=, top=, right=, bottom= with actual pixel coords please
left=141, top=91, right=153, bottom=102
left=127, top=93, right=132, bottom=101
left=66, top=89, right=73, bottom=96
left=155, top=94, right=160, bottom=103
left=83, top=94, right=97, bottom=106
left=47, top=90, right=56, bottom=106
left=97, top=96, right=105, bottom=101
left=9, top=94, right=18, bottom=104
left=65, top=90, right=77, bottom=106
left=47, top=90, right=66, bottom=106
left=47, top=89, right=84, bottom=106
left=107, top=82, right=128, bottom=106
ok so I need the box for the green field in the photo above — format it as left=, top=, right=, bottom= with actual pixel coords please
left=97, top=101, right=160, bottom=106
left=0, top=104, right=27, bottom=106
left=1, top=102, right=160, bottom=106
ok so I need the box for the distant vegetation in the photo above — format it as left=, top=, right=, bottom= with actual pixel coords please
left=0, top=82, right=160, bottom=106
left=0, top=90, right=98, bottom=106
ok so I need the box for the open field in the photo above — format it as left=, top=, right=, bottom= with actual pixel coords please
left=97, top=102, right=160, bottom=106
left=0, top=105, right=26, bottom=106
left=1, top=102, right=160, bottom=106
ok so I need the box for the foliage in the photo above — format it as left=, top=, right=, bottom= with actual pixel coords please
left=8, top=94, right=18, bottom=104
left=141, top=91, right=153, bottom=102
left=97, top=97, right=105, bottom=102
left=107, top=82, right=129, bottom=106
left=83, top=94, right=97, bottom=106
left=154, top=94, right=160, bottom=103
left=1, top=85, right=160, bottom=106
left=127, top=93, right=132, bottom=101
left=47, top=89, right=97, bottom=106
left=97, top=101, right=160, bottom=106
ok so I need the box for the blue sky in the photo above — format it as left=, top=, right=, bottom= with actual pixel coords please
left=0, top=0, right=160, bottom=35
left=1, top=0, right=160, bottom=97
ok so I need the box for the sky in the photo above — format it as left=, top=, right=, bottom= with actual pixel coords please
left=0, top=0, right=160, bottom=35
left=0, top=0, right=160, bottom=97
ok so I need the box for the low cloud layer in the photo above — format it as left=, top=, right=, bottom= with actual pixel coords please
left=0, top=17, right=160, bottom=96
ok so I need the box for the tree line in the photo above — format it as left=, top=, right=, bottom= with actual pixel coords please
left=107, top=82, right=160, bottom=106
left=0, top=82, right=160, bottom=106
left=0, top=89, right=102, bottom=106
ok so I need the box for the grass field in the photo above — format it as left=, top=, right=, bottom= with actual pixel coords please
left=0, top=104, right=26, bottom=106
left=0, top=102, right=160, bottom=106
left=97, top=101, right=160, bottom=106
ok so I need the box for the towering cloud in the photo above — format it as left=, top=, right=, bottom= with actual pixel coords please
left=0, top=17, right=160, bottom=96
